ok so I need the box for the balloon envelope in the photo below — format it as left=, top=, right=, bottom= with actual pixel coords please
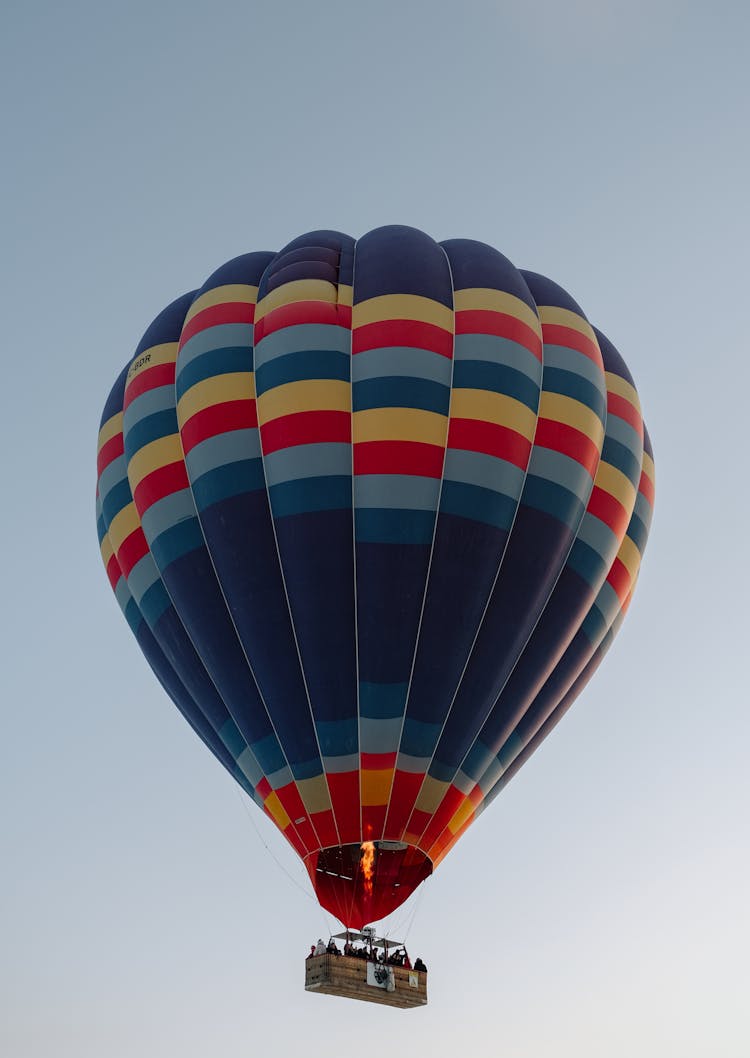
left=96, top=226, right=654, bottom=927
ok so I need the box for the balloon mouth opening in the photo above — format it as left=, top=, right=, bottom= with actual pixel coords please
left=306, top=842, right=433, bottom=929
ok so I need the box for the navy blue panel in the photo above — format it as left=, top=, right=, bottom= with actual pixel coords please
left=520, top=271, right=587, bottom=317
left=159, top=549, right=278, bottom=762
left=452, top=359, right=540, bottom=411
left=100, top=363, right=129, bottom=427
left=266, top=260, right=339, bottom=291
left=473, top=566, right=596, bottom=759
left=429, top=505, right=579, bottom=776
left=198, top=491, right=322, bottom=772
left=135, top=291, right=197, bottom=356
left=353, top=226, right=454, bottom=306
left=356, top=541, right=433, bottom=685
left=594, top=326, right=637, bottom=387
left=273, top=510, right=357, bottom=734
left=403, top=516, right=508, bottom=726
left=258, top=231, right=356, bottom=300
left=200, top=251, right=275, bottom=291
left=441, top=239, right=538, bottom=314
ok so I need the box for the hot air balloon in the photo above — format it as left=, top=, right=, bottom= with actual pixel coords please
left=96, top=226, right=654, bottom=934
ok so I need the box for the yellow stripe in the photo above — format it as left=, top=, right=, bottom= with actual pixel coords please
left=127, top=434, right=184, bottom=490
left=353, top=407, right=447, bottom=446
left=255, top=278, right=337, bottom=320
left=126, top=342, right=177, bottom=385
left=538, top=391, right=605, bottom=444
left=450, top=388, right=537, bottom=440
left=176, top=372, right=254, bottom=426
left=593, top=461, right=637, bottom=515
left=413, top=776, right=448, bottom=816
left=617, top=534, right=642, bottom=582
left=183, top=284, right=259, bottom=325
left=538, top=305, right=598, bottom=346
left=107, top=502, right=141, bottom=554
left=256, top=379, right=350, bottom=423
left=97, top=412, right=123, bottom=453
left=338, top=283, right=353, bottom=307
left=263, top=791, right=291, bottom=830
left=294, top=774, right=332, bottom=815
left=453, top=287, right=541, bottom=334
left=360, top=769, right=393, bottom=806
left=100, top=534, right=114, bottom=568
left=447, top=797, right=475, bottom=835
left=352, top=294, right=454, bottom=332
left=605, top=370, right=641, bottom=414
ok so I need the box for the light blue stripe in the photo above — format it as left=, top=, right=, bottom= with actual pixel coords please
left=185, top=428, right=262, bottom=479
left=454, top=333, right=542, bottom=383
left=543, top=343, right=605, bottom=390
left=263, top=442, right=350, bottom=487
left=140, top=489, right=198, bottom=545
left=178, top=323, right=252, bottom=369
left=254, top=323, right=350, bottom=368
left=353, top=346, right=452, bottom=384
left=443, top=447, right=525, bottom=496
left=354, top=474, right=440, bottom=512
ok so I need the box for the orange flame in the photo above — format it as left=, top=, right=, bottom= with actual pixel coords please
left=360, top=841, right=375, bottom=894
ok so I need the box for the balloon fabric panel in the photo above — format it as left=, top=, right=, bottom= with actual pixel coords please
left=97, top=226, right=654, bottom=928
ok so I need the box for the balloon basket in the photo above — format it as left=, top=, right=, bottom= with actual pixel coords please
left=304, top=932, right=427, bottom=1009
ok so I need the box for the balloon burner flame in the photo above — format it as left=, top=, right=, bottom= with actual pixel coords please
left=360, top=841, right=375, bottom=894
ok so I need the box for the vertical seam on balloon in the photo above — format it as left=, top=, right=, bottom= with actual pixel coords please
left=97, top=496, right=260, bottom=804
left=406, top=276, right=547, bottom=857
left=474, top=425, right=652, bottom=816
left=416, top=315, right=607, bottom=860
left=350, top=236, right=363, bottom=860
left=456, top=367, right=644, bottom=814
left=252, top=250, right=344, bottom=855
left=174, top=290, right=329, bottom=856
left=378, top=239, right=458, bottom=845
left=111, top=367, right=284, bottom=823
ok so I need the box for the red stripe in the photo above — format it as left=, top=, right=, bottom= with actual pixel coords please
left=361, top=752, right=397, bottom=770
left=256, top=777, right=272, bottom=799
left=607, top=555, right=632, bottom=604
left=260, top=410, right=350, bottom=454
left=352, top=319, right=453, bottom=358
left=179, top=301, right=254, bottom=347
left=254, top=300, right=351, bottom=342
left=533, top=418, right=601, bottom=477
left=382, top=771, right=427, bottom=841
left=586, top=484, right=630, bottom=539
left=105, top=552, right=122, bottom=591
left=455, top=310, right=542, bottom=359
left=448, top=418, right=532, bottom=467
left=415, top=786, right=464, bottom=850
left=124, top=362, right=175, bottom=406
left=362, top=805, right=387, bottom=842
left=180, top=399, right=257, bottom=454
left=133, top=460, right=190, bottom=516
left=405, top=807, right=432, bottom=838
left=117, top=527, right=150, bottom=579
left=326, top=772, right=361, bottom=845
left=542, top=323, right=602, bottom=365
left=638, top=469, right=656, bottom=507
left=97, top=433, right=124, bottom=477
left=310, top=808, right=338, bottom=849
left=353, top=440, right=445, bottom=478
left=607, top=391, right=643, bottom=434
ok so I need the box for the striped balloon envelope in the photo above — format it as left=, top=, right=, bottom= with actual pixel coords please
left=96, top=226, right=655, bottom=928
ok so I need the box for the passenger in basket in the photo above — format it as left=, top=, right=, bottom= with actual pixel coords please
left=413, top=957, right=427, bottom=972
left=314, top=938, right=327, bottom=956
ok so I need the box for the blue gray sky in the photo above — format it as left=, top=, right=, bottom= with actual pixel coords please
left=3, top=2, right=749, bottom=1055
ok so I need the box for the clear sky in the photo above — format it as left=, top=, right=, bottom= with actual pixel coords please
left=2, top=1, right=749, bottom=1055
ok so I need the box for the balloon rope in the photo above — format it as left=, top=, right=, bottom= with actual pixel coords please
left=233, top=786, right=316, bottom=903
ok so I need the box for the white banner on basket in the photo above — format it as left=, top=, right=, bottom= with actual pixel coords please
left=366, top=962, right=395, bottom=992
